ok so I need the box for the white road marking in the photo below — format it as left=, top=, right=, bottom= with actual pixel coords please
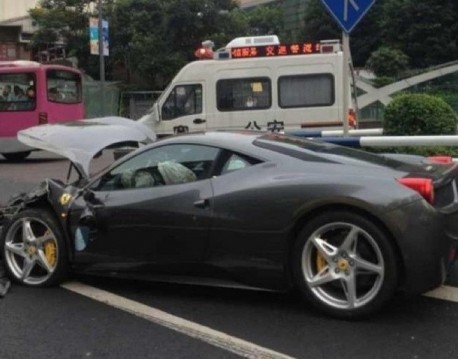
left=424, top=285, right=458, bottom=302
left=61, top=281, right=458, bottom=358
left=61, top=281, right=296, bottom=359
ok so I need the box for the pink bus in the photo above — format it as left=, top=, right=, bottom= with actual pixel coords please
left=0, top=61, right=84, bottom=161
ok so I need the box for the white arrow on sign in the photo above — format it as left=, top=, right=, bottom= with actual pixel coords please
left=344, top=0, right=359, bottom=21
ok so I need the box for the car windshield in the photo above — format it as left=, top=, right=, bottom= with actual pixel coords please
left=253, top=133, right=432, bottom=172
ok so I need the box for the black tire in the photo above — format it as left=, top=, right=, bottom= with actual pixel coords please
left=2, top=151, right=31, bottom=161
left=1, top=208, right=68, bottom=287
left=291, top=210, right=398, bottom=319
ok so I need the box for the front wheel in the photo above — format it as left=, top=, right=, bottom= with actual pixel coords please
left=292, top=210, right=399, bottom=319
left=1, top=209, right=68, bottom=287
left=2, top=151, right=31, bottom=161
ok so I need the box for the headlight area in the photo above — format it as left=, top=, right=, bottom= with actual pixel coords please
left=0, top=205, right=22, bottom=227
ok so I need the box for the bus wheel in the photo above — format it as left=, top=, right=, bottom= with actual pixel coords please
left=2, top=152, right=31, bottom=161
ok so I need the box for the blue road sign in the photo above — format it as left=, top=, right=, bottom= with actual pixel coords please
left=320, top=0, right=376, bottom=33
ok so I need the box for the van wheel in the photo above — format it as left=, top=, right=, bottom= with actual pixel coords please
left=292, top=210, right=398, bottom=319
left=2, top=151, right=31, bottom=161
left=1, top=209, right=68, bottom=287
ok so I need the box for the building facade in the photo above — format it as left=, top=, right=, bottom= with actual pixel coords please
left=0, top=0, right=39, bottom=60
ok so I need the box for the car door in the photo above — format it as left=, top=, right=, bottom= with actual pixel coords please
left=70, top=143, right=220, bottom=268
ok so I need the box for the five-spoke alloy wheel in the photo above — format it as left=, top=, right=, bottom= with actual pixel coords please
left=292, top=211, right=398, bottom=319
left=1, top=209, right=68, bottom=287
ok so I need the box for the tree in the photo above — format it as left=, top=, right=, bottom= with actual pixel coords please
left=382, top=93, right=458, bottom=156
left=384, top=93, right=457, bottom=136
left=107, top=0, right=283, bottom=88
left=301, top=0, right=339, bottom=41
left=29, top=0, right=98, bottom=77
left=300, top=0, right=384, bottom=67
left=300, top=0, right=458, bottom=69
left=245, top=4, right=284, bottom=37
left=365, top=47, right=409, bottom=78
left=105, top=0, right=170, bottom=88
left=380, top=0, right=458, bottom=68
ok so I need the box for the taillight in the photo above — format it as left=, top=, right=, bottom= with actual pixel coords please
left=39, top=112, right=48, bottom=125
left=427, top=156, right=453, bottom=164
left=397, top=177, right=434, bottom=204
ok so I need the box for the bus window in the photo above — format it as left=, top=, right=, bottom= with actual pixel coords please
left=0, top=73, right=36, bottom=111
left=47, top=69, right=82, bottom=104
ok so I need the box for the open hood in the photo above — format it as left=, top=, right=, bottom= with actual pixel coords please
left=18, top=117, right=156, bottom=178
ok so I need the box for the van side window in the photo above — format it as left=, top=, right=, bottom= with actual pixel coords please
left=162, top=84, right=202, bottom=120
left=217, top=78, right=271, bottom=111
left=278, top=74, right=334, bottom=108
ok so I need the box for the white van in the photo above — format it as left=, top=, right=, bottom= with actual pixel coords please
left=139, top=35, right=355, bottom=136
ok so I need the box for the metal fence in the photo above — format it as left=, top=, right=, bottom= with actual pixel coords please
left=83, top=81, right=121, bottom=118
left=119, top=91, right=162, bottom=120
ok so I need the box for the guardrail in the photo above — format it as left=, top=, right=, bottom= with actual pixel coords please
left=286, top=128, right=383, bottom=138
left=289, top=134, right=458, bottom=149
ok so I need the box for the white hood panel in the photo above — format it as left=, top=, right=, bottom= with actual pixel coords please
left=18, top=117, right=156, bottom=178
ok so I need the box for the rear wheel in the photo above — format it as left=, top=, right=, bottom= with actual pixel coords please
left=2, top=151, right=31, bottom=161
left=292, top=210, right=398, bottom=319
left=1, top=209, right=68, bottom=287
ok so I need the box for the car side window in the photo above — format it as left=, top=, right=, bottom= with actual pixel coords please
left=219, top=152, right=261, bottom=175
left=96, top=144, right=220, bottom=191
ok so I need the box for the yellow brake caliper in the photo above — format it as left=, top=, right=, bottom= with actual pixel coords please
left=43, top=231, right=57, bottom=267
left=316, top=251, right=327, bottom=272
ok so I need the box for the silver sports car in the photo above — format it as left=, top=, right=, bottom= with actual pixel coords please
left=1, top=118, right=457, bottom=319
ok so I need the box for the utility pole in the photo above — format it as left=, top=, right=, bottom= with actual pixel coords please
left=97, top=0, right=105, bottom=117
left=342, top=32, right=350, bottom=136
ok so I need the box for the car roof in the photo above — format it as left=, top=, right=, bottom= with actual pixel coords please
left=152, top=130, right=265, bottom=150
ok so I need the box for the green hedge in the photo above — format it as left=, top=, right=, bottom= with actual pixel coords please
left=384, top=93, right=457, bottom=135
left=380, top=93, right=458, bottom=156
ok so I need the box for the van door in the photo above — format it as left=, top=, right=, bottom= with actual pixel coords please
left=155, top=83, right=205, bottom=136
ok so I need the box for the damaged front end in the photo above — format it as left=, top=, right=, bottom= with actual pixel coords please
left=1, top=181, right=50, bottom=225
left=0, top=179, right=80, bottom=256
left=0, top=178, right=80, bottom=294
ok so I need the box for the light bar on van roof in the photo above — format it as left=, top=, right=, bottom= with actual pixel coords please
left=215, top=41, right=340, bottom=60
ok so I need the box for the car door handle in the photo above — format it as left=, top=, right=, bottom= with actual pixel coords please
left=193, top=199, right=209, bottom=208
left=193, top=118, right=206, bottom=124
